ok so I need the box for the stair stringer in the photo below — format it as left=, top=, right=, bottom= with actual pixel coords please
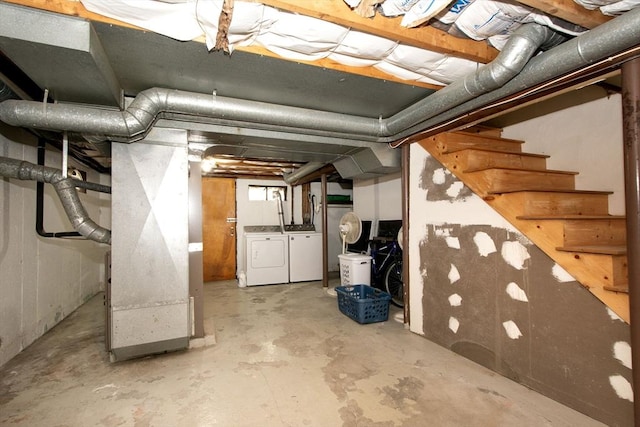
left=418, top=133, right=629, bottom=323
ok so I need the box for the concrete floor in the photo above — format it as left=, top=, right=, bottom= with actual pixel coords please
left=0, top=279, right=604, bottom=427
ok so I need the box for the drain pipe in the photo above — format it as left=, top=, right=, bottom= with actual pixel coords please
left=273, top=190, right=286, bottom=234
left=0, top=156, right=112, bottom=244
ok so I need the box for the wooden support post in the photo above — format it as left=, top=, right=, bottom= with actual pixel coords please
left=622, top=56, right=640, bottom=427
left=401, top=144, right=410, bottom=325
left=322, top=174, right=329, bottom=288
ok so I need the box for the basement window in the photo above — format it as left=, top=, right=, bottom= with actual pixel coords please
left=248, top=185, right=287, bottom=201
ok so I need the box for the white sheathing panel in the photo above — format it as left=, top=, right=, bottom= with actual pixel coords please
left=0, top=134, right=108, bottom=368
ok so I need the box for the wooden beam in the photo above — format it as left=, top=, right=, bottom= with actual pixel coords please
left=516, top=0, right=612, bottom=29
left=252, top=0, right=499, bottom=64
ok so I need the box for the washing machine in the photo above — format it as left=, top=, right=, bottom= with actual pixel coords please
left=244, top=227, right=289, bottom=286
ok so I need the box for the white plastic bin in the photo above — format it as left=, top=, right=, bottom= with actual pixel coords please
left=338, top=253, right=372, bottom=286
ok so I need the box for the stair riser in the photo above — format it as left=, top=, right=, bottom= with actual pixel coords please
left=497, top=192, right=611, bottom=216
left=559, top=252, right=628, bottom=287
left=464, top=126, right=504, bottom=138
left=523, top=194, right=610, bottom=216
left=469, top=170, right=575, bottom=194
left=428, top=133, right=523, bottom=154
left=448, top=151, right=547, bottom=172
left=563, top=220, right=627, bottom=246
left=507, top=218, right=627, bottom=286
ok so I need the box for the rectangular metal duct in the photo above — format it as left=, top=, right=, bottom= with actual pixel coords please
left=110, top=128, right=190, bottom=361
left=353, top=144, right=401, bottom=175
left=334, top=145, right=401, bottom=179
left=0, top=2, right=122, bottom=107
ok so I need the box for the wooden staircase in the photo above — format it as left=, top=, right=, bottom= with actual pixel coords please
left=419, top=128, right=630, bottom=323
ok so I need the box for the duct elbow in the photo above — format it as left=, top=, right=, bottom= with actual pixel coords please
left=120, top=88, right=170, bottom=140
left=76, top=219, right=112, bottom=245
left=473, top=24, right=556, bottom=92
left=378, top=120, right=391, bottom=138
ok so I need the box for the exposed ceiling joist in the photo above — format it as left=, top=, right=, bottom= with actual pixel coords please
left=1, top=0, right=495, bottom=87
left=250, top=0, right=499, bottom=63
left=1, top=0, right=616, bottom=91
left=516, top=0, right=612, bottom=28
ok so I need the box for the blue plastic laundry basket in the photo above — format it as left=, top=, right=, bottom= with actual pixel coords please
left=335, top=285, right=391, bottom=324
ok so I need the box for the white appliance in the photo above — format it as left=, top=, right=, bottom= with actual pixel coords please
left=244, top=227, right=289, bottom=286
left=289, top=233, right=322, bottom=282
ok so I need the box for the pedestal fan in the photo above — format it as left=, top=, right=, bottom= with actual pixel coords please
left=339, top=212, right=362, bottom=254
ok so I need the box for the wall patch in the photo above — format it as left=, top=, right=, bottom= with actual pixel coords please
left=446, top=181, right=464, bottom=198
left=432, top=167, right=447, bottom=184
left=609, top=375, right=634, bottom=402
left=506, top=282, right=528, bottom=303
left=607, top=308, right=624, bottom=322
left=448, top=293, right=462, bottom=307
left=613, top=341, right=632, bottom=369
left=501, top=241, right=530, bottom=270
left=551, top=263, right=575, bottom=283
left=448, top=264, right=460, bottom=284
left=445, top=236, right=460, bottom=249
left=473, top=231, right=497, bottom=257
left=449, top=316, right=460, bottom=333
left=502, top=320, right=522, bottom=340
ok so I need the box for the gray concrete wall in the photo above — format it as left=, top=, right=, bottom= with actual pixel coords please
left=0, top=128, right=110, bottom=368
left=407, top=94, right=633, bottom=426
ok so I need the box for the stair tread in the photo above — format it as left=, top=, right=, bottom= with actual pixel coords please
left=517, top=214, right=625, bottom=220
left=453, top=147, right=550, bottom=158
left=455, top=132, right=524, bottom=145
left=603, top=285, right=629, bottom=293
left=466, top=166, right=579, bottom=175
left=557, top=245, right=627, bottom=255
left=487, top=189, right=614, bottom=195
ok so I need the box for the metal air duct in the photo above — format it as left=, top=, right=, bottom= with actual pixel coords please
left=283, top=162, right=324, bottom=184
left=381, top=24, right=565, bottom=136
left=0, top=9, right=638, bottom=166
left=0, top=156, right=111, bottom=244
left=0, top=24, right=565, bottom=144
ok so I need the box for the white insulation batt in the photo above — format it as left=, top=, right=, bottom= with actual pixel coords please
left=80, top=0, right=480, bottom=86
left=80, top=0, right=637, bottom=87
